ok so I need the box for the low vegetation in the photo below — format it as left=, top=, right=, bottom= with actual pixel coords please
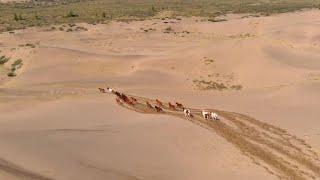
left=208, top=18, right=227, bottom=22
left=1, top=0, right=320, bottom=32
left=19, top=43, right=36, bottom=48
left=193, top=79, right=242, bottom=91
left=7, top=59, right=23, bottom=77
left=0, top=55, right=10, bottom=64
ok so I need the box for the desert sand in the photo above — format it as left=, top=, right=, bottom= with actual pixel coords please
left=0, top=9, right=319, bottom=180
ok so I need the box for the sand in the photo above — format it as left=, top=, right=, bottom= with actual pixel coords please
left=0, top=9, right=319, bottom=179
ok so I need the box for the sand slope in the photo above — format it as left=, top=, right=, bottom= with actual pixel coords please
left=0, top=9, right=320, bottom=179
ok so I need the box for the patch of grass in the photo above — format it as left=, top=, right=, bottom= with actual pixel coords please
left=11, top=59, right=23, bottom=71
left=6, top=58, right=23, bottom=77
left=163, top=26, right=173, bottom=33
left=0, top=55, right=10, bottom=64
left=204, top=58, right=214, bottom=65
left=19, top=43, right=36, bottom=48
left=0, top=0, right=319, bottom=32
left=193, top=79, right=242, bottom=91
left=7, top=71, right=16, bottom=77
left=65, top=10, right=79, bottom=18
left=208, top=18, right=227, bottom=22
left=230, top=84, right=243, bottom=90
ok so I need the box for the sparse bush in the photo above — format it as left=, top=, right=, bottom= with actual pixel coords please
left=230, top=84, right=243, bottom=90
left=25, top=43, right=36, bottom=48
left=0, top=55, right=10, bottom=64
left=11, top=59, right=23, bottom=71
left=35, top=14, right=41, bottom=20
left=14, top=14, right=20, bottom=21
left=65, top=10, right=79, bottom=18
left=102, top=12, right=106, bottom=18
left=7, top=71, right=16, bottom=77
left=208, top=18, right=227, bottom=22
left=164, top=26, right=173, bottom=33
left=193, top=79, right=242, bottom=91
left=14, top=14, right=24, bottom=21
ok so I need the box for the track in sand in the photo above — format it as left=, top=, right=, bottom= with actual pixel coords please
left=110, top=92, right=320, bottom=180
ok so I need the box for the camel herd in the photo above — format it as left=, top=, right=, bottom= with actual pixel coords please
left=99, top=87, right=219, bottom=121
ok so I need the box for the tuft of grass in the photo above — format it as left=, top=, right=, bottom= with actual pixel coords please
left=0, top=55, right=10, bottom=64
left=193, top=79, right=242, bottom=91
left=163, top=26, right=173, bottom=33
left=65, top=10, right=79, bottom=18
left=7, top=71, right=16, bottom=77
left=11, top=59, right=23, bottom=71
left=208, top=18, right=227, bottom=22
left=1, top=0, right=319, bottom=32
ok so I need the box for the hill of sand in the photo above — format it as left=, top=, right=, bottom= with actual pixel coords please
left=0, top=9, right=319, bottom=179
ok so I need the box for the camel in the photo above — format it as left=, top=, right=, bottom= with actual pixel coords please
left=183, top=109, right=192, bottom=117
left=146, top=101, right=153, bottom=109
left=114, top=91, right=121, bottom=98
left=121, top=93, right=129, bottom=102
left=155, top=106, right=163, bottom=112
left=211, top=112, right=219, bottom=120
left=116, top=98, right=123, bottom=104
left=98, top=88, right=106, bottom=93
left=131, top=97, right=137, bottom=102
left=168, top=102, right=176, bottom=110
left=176, top=102, right=184, bottom=109
left=202, top=110, right=211, bottom=120
left=156, top=99, right=163, bottom=107
left=106, top=87, right=114, bottom=93
left=126, top=100, right=134, bottom=106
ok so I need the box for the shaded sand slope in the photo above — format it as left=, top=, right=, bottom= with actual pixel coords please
left=0, top=9, right=320, bottom=179
left=0, top=96, right=275, bottom=180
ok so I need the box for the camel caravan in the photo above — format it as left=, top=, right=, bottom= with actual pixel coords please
left=98, top=87, right=219, bottom=121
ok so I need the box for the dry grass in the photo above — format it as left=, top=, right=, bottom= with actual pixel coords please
left=1, top=0, right=320, bottom=31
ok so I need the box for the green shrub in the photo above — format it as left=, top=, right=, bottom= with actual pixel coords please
left=11, top=59, right=23, bottom=71
left=208, top=18, right=227, bottom=22
left=25, top=43, right=36, bottom=48
left=65, top=10, right=79, bottom=18
left=14, top=14, right=24, bottom=21
left=0, top=55, right=10, bottom=64
left=7, top=71, right=16, bottom=77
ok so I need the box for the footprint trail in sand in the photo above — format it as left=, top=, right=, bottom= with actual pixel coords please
left=113, top=93, right=320, bottom=180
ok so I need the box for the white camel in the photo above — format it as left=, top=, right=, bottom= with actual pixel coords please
left=211, top=112, right=219, bottom=120
left=183, top=109, right=192, bottom=117
left=106, top=87, right=114, bottom=93
left=202, top=110, right=210, bottom=119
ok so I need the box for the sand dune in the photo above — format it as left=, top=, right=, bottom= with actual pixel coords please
left=0, top=9, right=320, bottom=180
left=114, top=92, right=320, bottom=179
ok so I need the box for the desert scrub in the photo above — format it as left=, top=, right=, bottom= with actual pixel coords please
left=7, top=71, right=16, bottom=77
left=193, top=79, right=228, bottom=91
left=193, top=79, right=242, bottom=91
left=1, top=0, right=319, bottom=32
left=65, top=10, right=79, bottom=18
left=230, top=84, right=243, bottom=90
left=11, top=59, right=23, bottom=71
left=0, top=55, right=10, bottom=64
left=19, top=43, right=36, bottom=48
left=208, top=18, right=227, bottom=22
left=204, top=58, right=214, bottom=65
left=7, top=59, right=23, bottom=77
left=163, top=26, right=173, bottom=33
